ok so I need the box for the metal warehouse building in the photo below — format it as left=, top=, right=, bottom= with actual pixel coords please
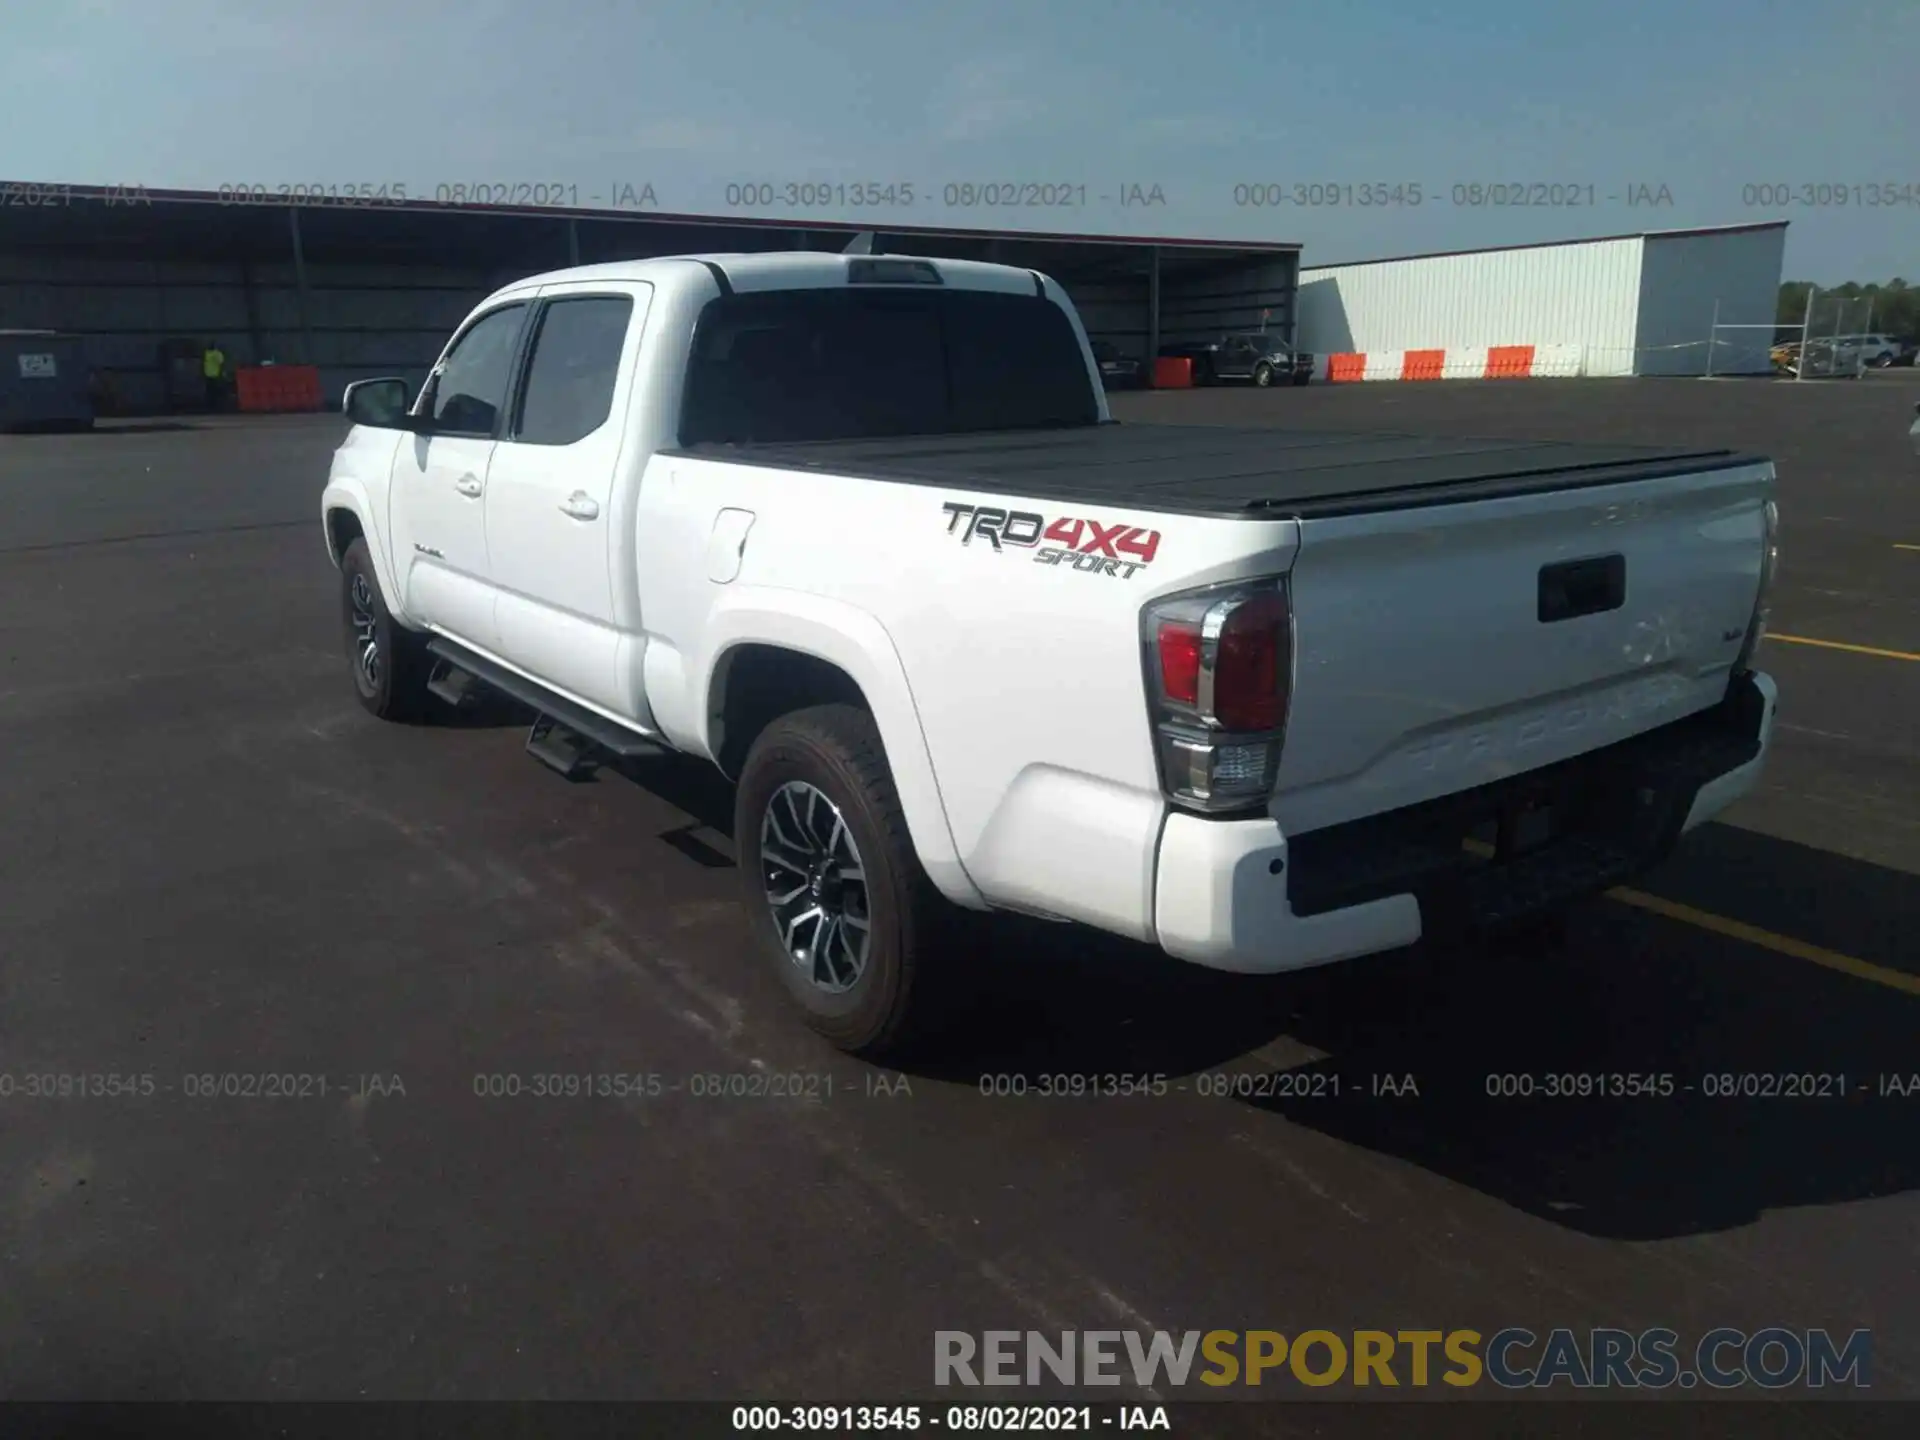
left=1296, top=222, right=1787, bottom=379
left=0, top=184, right=1302, bottom=414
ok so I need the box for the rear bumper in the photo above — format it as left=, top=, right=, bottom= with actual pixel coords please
left=1154, top=670, right=1777, bottom=973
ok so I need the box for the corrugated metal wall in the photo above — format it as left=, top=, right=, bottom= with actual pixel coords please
left=1066, top=279, right=1153, bottom=362
left=1159, top=257, right=1299, bottom=351
left=0, top=253, right=516, bottom=412
left=1, top=256, right=250, bottom=412
left=1634, top=228, right=1785, bottom=376
left=1296, top=239, right=1646, bottom=376
left=1, top=243, right=1296, bottom=408
left=257, top=259, right=510, bottom=402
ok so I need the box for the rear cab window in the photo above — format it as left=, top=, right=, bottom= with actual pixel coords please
left=679, top=287, right=1098, bottom=446
left=510, top=295, right=636, bottom=446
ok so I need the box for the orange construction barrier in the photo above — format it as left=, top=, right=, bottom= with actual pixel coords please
left=1327, top=353, right=1367, bottom=383
left=235, top=365, right=324, bottom=413
left=1152, top=356, right=1193, bottom=389
left=1402, top=349, right=1446, bottom=381
left=1485, top=345, right=1535, bottom=379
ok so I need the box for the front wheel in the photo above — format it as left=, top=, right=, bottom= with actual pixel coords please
left=734, top=704, right=951, bottom=1058
left=340, top=538, right=431, bottom=721
left=1252, top=361, right=1275, bottom=388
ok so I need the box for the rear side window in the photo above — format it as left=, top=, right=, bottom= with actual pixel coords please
left=512, top=295, right=634, bottom=446
left=680, top=287, right=1098, bottom=445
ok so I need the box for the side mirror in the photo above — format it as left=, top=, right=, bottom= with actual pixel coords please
left=343, top=377, right=414, bottom=429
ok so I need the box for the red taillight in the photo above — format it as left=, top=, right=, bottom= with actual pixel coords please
left=1157, top=622, right=1202, bottom=705
left=1212, top=590, right=1287, bottom=731
left=1142, top=577, right=1294, bottom=815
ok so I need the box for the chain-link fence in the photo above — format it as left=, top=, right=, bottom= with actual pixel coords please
left=1773, top=289, right=1879, bottom=379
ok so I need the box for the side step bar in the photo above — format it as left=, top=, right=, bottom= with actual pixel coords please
left=425, top=661, right=482, bottom=710
left=424, top=638, right=667, bottom=781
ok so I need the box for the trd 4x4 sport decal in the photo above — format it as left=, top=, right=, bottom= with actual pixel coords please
left=940, top=501, right=1161, bottom=580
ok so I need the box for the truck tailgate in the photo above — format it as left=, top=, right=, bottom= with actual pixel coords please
left=1273, top=461, right=1773, bottom=837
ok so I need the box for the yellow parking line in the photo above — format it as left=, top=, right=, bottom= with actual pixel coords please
left=1608, top=888, right=1920, bottom=996
left=1460, top=838, right=1918, bottom=997
left=1766, top=633, right=1920, bottom=663
left=1894, top=544, right=1920, bottom=552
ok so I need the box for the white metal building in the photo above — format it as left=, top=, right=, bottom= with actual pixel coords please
left=1296, top=222, right=1787, bottom=377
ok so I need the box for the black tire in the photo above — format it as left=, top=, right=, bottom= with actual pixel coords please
left=1252, top=361, right=1275, bottom=388
left=340, top=538, right=432, bottom=721
left=734, top=703, right=951, bottom=1058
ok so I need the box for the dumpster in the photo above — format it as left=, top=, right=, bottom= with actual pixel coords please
left=0, top=330, right=94, bottom=431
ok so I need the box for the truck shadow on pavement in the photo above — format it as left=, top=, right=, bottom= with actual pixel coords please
left=423, top=701, right=744, bottom=867
left=589, top=739, right=1918, bottom=1240
left=917, top=822, right=1920, bottom=1242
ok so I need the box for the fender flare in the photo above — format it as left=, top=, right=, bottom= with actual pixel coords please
left=321, top=479, right=411, bottom=626
left=698, top=589, right=985, bottom=910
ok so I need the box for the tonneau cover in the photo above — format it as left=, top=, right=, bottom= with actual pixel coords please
left=671, top=423, right=1761, bottom=519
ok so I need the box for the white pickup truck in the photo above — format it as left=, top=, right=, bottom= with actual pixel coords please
left=322, top=251, right=1780, bottom=1056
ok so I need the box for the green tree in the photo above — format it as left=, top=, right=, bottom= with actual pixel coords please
left=1778, top=280, right=1920, bottom=342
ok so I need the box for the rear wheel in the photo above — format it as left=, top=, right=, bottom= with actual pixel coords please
left=734, top=704, right=951, bottom=1058
left=340, top=538, right=431, bottom=721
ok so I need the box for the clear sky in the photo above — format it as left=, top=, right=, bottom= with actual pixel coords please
left=2, top=0, right=1915, bottom=283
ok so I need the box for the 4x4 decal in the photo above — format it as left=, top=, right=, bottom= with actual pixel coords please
left=941, top=501, right=1161, bottom=580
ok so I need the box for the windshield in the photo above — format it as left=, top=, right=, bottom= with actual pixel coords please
left=680, top=287, right=1100, bottom=445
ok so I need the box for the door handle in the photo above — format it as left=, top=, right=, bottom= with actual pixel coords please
left=560, top=492, right=600, bottom=521
left=453, top=473, right=483, bottom=498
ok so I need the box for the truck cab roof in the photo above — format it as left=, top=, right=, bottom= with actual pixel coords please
left=490, top=252, right=1058, bottom=305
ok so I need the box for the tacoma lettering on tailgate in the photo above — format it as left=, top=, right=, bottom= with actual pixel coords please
left=940, top=501, right=1161, bottom=580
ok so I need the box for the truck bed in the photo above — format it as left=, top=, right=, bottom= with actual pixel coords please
left=671, top=423, right=1760, bottom=519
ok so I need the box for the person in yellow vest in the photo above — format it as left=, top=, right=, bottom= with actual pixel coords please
left=202, top=342, right=227, bottom=412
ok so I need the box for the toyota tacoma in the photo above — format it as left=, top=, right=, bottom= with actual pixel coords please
left=322, top=252, right=1780, bottom=1056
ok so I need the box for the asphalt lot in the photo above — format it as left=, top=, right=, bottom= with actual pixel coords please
left=1, top=376, right=1916, bottom=1427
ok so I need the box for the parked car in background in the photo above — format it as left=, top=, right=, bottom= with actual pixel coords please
left=1783, top=340, right=1865, bottom=378
left=1771, top=335, right=1906, bottom=374
left=1845, top=334, right=1902, bottom=368
left=1089, top=340, right=1146, bottom=390
left=1159, top=332, right=1313, bottom=387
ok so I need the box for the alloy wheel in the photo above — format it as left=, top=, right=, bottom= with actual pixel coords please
left=349, top=572, right=381, bottom=690
left=759, top=780, right=872, bottom=994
